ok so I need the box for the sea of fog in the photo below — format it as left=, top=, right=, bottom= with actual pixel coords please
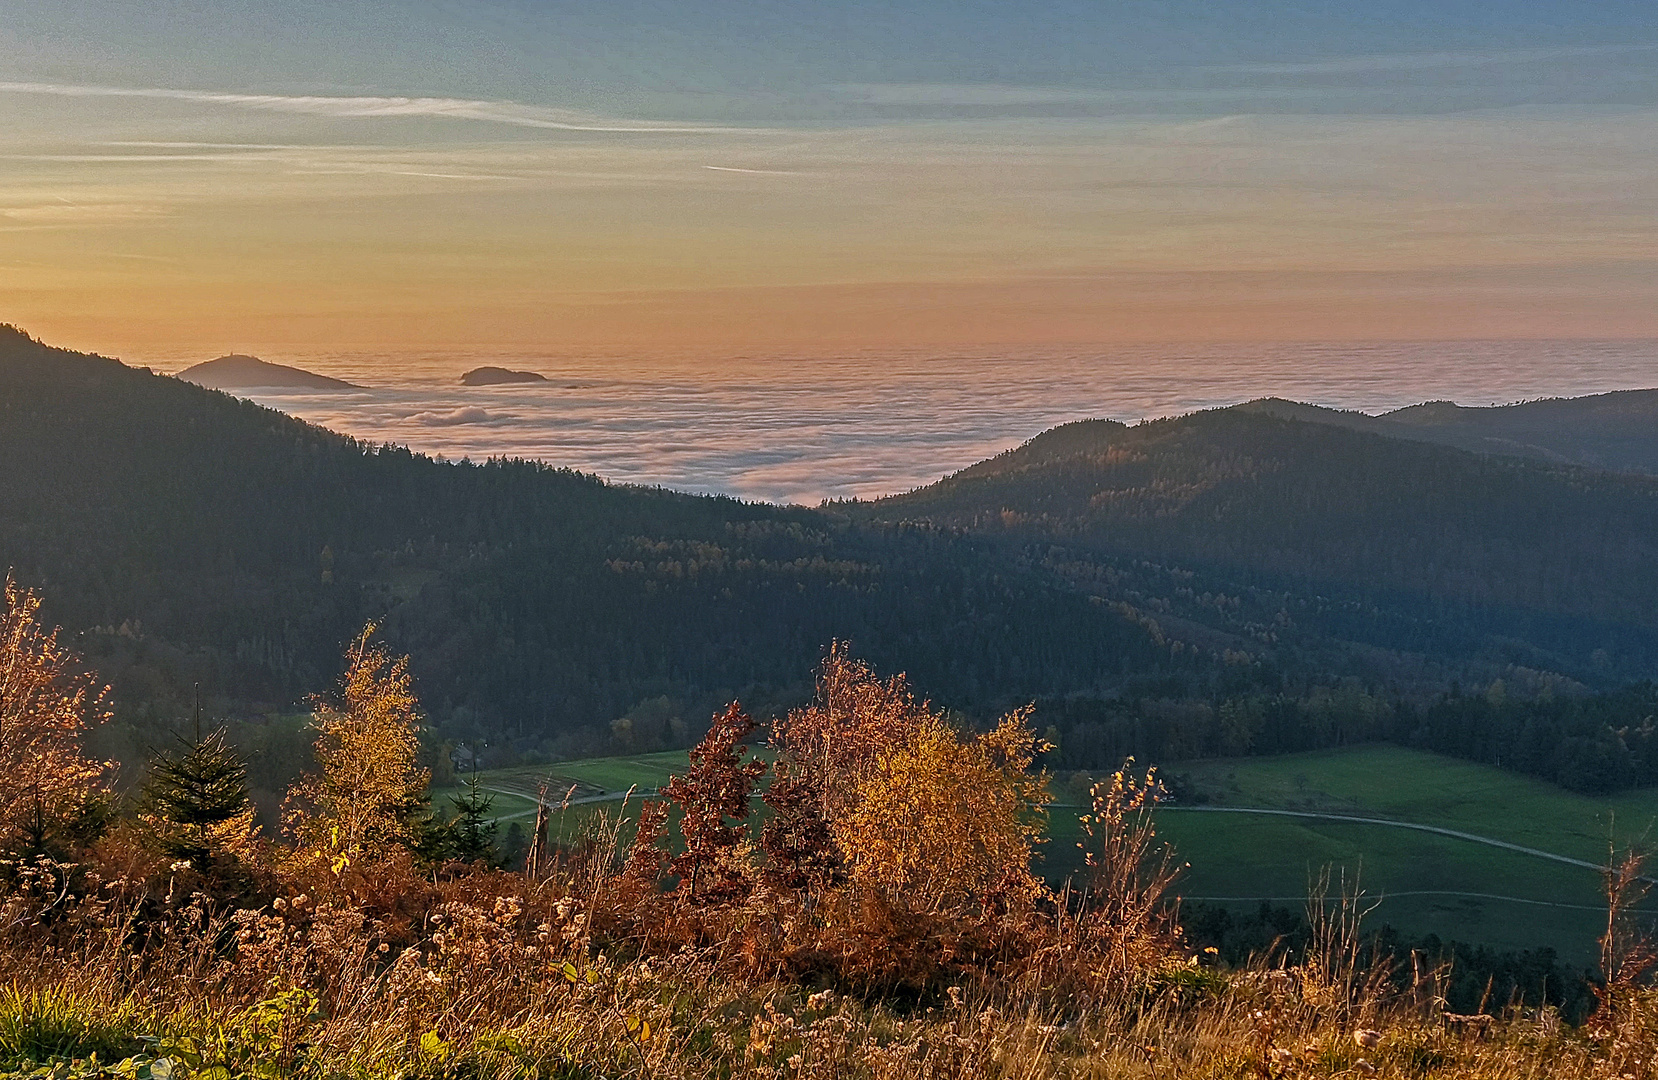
left=155, top=341, right=1658, bottom=505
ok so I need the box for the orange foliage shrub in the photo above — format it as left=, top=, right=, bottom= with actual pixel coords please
left=769, top=643, right=931, bottom=821
left=765, top=643, right=1049, bottom=914
left=661, top=703, right=766, bottom=903
left=0, top=574, right=109, bottom=851
left=835, top=709, right=1049, bottom=912
left=762, top=643, right=935, bottom=890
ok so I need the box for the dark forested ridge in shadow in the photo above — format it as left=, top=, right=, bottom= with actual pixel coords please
left=853, top=405, right=1658, bottom=686
left=8, top=323, right=1658, bottom=792
left=0, top=326, right=1179, bottom=760
left=851, top=407, right=1658, bottom=790
left=1234, top=388, right=1658, bottom=475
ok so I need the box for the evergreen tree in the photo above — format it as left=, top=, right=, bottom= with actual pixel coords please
left=444, top=768, right=499, bottom=865
left=141, top=722, right=255, bottom=864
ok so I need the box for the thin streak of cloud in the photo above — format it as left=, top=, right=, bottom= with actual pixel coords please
left=384, top=170, right=518, bottom=180
left=1, top=153, right=232, bottom=162
left=832, top=83, right=1113, bottom=106
left=0, top=201, right=165, bottom=222
left=0, top=80, right=751, bottom=134
left=100, top=251, right=180, bottom=262
left=1216, top=42, right=1658, bottom=76
left=106, top=140, right=373, bottom=150
left=702, top=165, right=798, bottom=175
left=825, top=83, right=1325, bottom=108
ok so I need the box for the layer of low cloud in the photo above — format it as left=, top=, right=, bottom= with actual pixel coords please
left=409, top=405, right=503, bottom=426
left=192, top=341, right=1658, bottom=505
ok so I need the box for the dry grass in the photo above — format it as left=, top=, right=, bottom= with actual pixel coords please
left=0, top=819, right=1652, bottom=1080
left=1, top=609, right=1653, bottom=1079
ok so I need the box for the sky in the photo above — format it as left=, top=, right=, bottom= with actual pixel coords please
left=3, top=1, right=1657, bottom=358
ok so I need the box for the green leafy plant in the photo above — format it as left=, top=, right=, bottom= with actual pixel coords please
left=0, top=990, right=142, bottom=1068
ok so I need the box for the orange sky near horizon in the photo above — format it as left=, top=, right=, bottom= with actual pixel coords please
left=19, top=266, right=1658, bottom=364
left=4, top=91, right=1657, bottom=358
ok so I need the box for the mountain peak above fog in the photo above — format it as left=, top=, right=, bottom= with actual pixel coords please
left=461, top=366, right=547, bottom=386
left=177, top=354, right=360, bottom=390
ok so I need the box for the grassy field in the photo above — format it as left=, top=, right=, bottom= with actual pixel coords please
left=438, top=742, right=1655, bottom=962
left=1164, top=745, right=1658, bottom=863
left=1043, top=745, right=1658, bottom=963
left=428, top=750, right=690, bottom=847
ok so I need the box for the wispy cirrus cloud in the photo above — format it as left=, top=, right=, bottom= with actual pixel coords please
left=1214, top=42, right=1658, bottom=76
left=831, top=83, right=1115, bottom=107
left=0, top=81, right=747, bottom=134
left=0, top=200, right=166, bottom=224
left=701, top=165, right=800, bottom=175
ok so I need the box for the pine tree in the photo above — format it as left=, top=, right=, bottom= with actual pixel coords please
left=443, top=768, right=499, bottom=865
left=141, top=721, right=255, bottom=864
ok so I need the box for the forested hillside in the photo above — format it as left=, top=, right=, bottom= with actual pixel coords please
left=1235, top=388, right=1658, bottom=474
left=11, top=323, right=1658, bottom=793
left=858, top=410, right=1658, bottom=685
left=0, top=326, right=1178, bottom=758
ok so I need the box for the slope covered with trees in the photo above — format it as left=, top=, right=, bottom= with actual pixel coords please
left=11, top=322, right=1658, bottom=796
left=0, top=326, right=1176, bottom=757
left=1235, top=388, right=1658, bottom=475
left=858, top=409, right=1658, bottom=685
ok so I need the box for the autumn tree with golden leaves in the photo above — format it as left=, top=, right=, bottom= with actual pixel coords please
left=764, top=643, right=1050, bottom=911
left=284, top=623, right=430, bottom=876
left=0, top=575, right=109, bottom=852
left=762, top=643, right=927, bottom=887
left=836, top=708, right=1049, bottom=911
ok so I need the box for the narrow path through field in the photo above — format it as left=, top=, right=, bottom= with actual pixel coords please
left=1161, top=805, right=1622, bottom=876
left=480, top=784, right=658, bottom=823
left=1179, top=891, right=1637, bottom=912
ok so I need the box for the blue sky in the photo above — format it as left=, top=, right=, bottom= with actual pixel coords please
left=11, top=1, right=1657, bottom=118
left=2, top=1, right=1656, bottom=353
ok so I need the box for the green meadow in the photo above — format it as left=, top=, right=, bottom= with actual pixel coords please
left=447, top=742, right=1657, bottom=963
left=428, top=751, right=690, bottom=845
left=1047, top=745, right=1658, bottom=963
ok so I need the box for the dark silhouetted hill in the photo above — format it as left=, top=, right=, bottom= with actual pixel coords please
left=856, top=408, right=1658, bottom=684
left=461, top=366, right=547, bottom=386
left=177, top=353, right=360, bottom=390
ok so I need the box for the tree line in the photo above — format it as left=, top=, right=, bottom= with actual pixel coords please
left=1041, top=679, right=1658, bottom=795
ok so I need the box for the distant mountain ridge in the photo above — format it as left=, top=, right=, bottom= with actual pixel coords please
left=1233, top=388, right=1658, bottom=474
left=857, top=406, right=1658, bottom=684
left=177, top=353, right=360, bottom=390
